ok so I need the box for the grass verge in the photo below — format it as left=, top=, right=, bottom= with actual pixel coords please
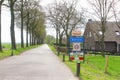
left=0, top=44, right=41, bottom=60
left=49, top=45, right=120, bottom=80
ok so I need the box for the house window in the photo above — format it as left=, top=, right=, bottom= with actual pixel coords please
left=115, top=31, right=120, bottom=36
left=99, top=30, right=102, bottom=35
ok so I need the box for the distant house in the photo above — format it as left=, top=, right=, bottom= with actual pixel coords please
left=84, top=19, right=120, bottom=54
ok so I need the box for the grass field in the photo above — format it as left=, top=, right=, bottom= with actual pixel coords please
left=49, top=45, right=120, bottom=80
left=79, top=55, right=120, bottom=80
left=0, top=43, right=41, bottom=59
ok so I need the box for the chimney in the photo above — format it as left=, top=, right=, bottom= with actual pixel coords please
left=88, top=19, right=92, bottom=22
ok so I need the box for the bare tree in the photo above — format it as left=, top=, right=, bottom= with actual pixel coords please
left=0, top=0, right=5, bottom=51
left=8, top=0, right=17, bottom=50
left=27, top=7, right=46, bottom=45
left=88, top=0, right=117, bottom=56
left=21, top=0, right=39, bottom=47
left=14, top=0, right=25, bottom=48
left=47, top=3, right=62, bottom=45
left=15, top=0, right=45, bottom=46
left=21, top=0, right=45, bottom=46
left=112, top=1, right=120, bottom=28
left=56, top=0, right=84, bottom=54
left=47, top=0, right=84, bottom=43
left=47, top=0, right=85, bottom=59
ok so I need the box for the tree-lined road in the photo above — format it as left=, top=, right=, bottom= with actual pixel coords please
left=0, top=44, right=79, bottom=80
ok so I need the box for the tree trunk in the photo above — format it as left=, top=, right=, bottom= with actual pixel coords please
left=26, top=13, right=29, bottom=47
left=59, top=34, right=63, bottom=46
left=59, top=31, right=64, bottom=46
left=101, top=32, right=105, bottom=57
left=10, top=5, right=16, bottom=50
left=21, top=0, right=24, bottom=48
left=38, top=37, right=41, bottom=44
left=30, top=32, right=32, bottom=46
left=21, top=17, right=24, bottom=48
left=33, top=36, right=35, bottom=45
left=66, top=35, right=70, bottom=52
left=26, top=25, right=28, bottom=47
left=32, top=30, right=34, bottom=45
left=56, top=28, right=58, bottom=45
left=101, top=21, right=106, bottom=57
left=0, top=6, right=2, bottom=52
left=66, top=35, right=71, bottom=61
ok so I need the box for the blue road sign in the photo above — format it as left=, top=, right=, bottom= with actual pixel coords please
left=70, top=36, right=85, bottom=42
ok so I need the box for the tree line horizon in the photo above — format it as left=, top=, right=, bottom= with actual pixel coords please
left=0, top=0, right=46, bottom=51
left=46, top=0, right=120, bottom=57
left=0, top=0, right=120, bottom=57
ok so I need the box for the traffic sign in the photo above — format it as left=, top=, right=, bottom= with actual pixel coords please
left=72, top=30, right=81, bottom=36
left=70, top=52, right=75, bottom=60
left=78, top=52, right=84, bottom=61
left=70, top=37, right=85, bottom=42
left=73, top=43, right=81, bottom=51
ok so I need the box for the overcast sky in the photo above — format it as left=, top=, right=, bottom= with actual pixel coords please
left=1, top=0, right=89, bottom=43
left=2, top=8, right=26, bottom=43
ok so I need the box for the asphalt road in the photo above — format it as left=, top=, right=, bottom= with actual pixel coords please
left=0, top=44, right=79, bottom=80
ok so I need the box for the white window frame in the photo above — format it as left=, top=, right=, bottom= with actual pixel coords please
left=115, top=31, right=120, bottom=36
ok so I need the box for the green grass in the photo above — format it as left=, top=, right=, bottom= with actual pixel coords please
left=49, top=45, right=120, bottom=80
left=0, top=43, right=41, bottom=59
left=84, top=55, right=120, bottom=80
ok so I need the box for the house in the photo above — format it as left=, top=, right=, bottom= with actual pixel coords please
left=84, top=19, right=120, bottom=54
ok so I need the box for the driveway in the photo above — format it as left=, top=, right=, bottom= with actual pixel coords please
left=0, top=44, right=79, bottom=80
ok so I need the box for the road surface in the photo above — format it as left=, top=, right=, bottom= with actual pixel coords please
left=0, top=44, right=79, bottom=80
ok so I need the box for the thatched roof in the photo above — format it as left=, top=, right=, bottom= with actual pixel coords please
left=86, top=21, right=120, bottom=44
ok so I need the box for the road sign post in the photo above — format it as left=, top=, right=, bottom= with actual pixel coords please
left=76, top=62, right=80, bottom=76
left=69, top=30, right=85, bottom=76
left=63, top=54, right=65, bottom=62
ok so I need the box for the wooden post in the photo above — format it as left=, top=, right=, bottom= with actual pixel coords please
left=63, top=54, right=65, bottom=62
left=105, top=55, right=108, bottom=73
left=76, top=62, right=80, bottom=76
left=57, top=46, right=60, bottom=56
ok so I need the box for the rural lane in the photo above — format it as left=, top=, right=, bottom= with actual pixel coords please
left=0, top=44, right=79, bottom=80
